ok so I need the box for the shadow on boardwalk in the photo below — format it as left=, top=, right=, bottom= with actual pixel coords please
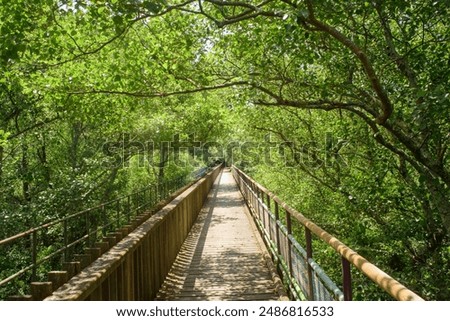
left=157, top=169, right=282, bottom=301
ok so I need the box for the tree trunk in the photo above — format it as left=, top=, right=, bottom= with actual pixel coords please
left=21, top=142, right=31, bottom=202
left=425, top=175, right=450, bottom=238
left=70, top=123, right=82, bottom=172
left=0, top=145, right=3, bottom=181
left=37, top=134, right=51, bottom=187
left=101, top=167, right=119, bottom=202
left=158, top=142, right=169, bottom=183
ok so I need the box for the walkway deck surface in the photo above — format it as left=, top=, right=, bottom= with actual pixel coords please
left=157, top=169, right=282, bottom=301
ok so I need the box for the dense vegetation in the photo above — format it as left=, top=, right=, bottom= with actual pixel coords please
left=0, top=0, right=448, bottom=300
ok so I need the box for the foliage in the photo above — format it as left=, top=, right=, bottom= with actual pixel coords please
left=0, top=0, right=448, bottom=300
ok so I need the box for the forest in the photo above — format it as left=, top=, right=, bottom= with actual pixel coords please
left=0, top=0, right=449, bottom=300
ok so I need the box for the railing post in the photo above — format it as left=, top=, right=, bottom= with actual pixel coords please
left=266, top=194, right=272, bottom=241
left=31, top=230, right=37, bottom=282
left=342, top=257, right=352, bottom=301
left=85, top=212, right=91, bottom=246
left=127, top=195, right=131, bottom=223
left=102, top=204, right=107, bottom=236
left=274, top=202, right=283, bottom=280
left=251, top=184, right=255, bottom=212
left=305, top=228, right=314, bottom=300
left=134, top=193, right=139, bottom=217
left=260, top=190, right=266, bottom=229
left=149, top=185, right=153, bottom=206
left=63, top=220, right=69, bottom=262
left=137, top=191, right=141, bottom=211
left=158, top=182, right=162, bottom=201
left=116, top=199, right=120, bottom=229
left=264, top=192, right=272, bottom=231
left=274, top=202, right=281, bottom=256
left=286, top=209, right=293, bottom=278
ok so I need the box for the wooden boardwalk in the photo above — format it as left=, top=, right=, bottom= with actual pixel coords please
left=157, top=169, right=285, bottom=301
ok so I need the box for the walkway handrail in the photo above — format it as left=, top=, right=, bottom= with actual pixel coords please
left=0, top=169, right=207, bottom=299
left=0, top=174, right=190, bottom=247
left=232, top=166, right=424, bottom=301
left=45, top=164, right=223, bottom=300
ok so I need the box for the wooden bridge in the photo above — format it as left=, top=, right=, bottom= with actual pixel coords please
left=156, top=169, right=285, bottom=301
left=0, top=165, right=423, bottom=301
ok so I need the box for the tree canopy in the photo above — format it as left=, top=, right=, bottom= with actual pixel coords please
left=0, top=0, right=449, bottom=299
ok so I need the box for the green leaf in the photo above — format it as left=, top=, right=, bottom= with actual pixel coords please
left=143, top=1, right=162, bottom=14
left=112, top=15, right=124, bottom=26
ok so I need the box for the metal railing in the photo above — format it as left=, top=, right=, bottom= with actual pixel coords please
left=232, top=166, right=424, bottom=301
left=0, top=170, right=205, bottom=300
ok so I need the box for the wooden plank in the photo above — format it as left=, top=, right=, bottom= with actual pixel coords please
left=95, top=241, right=110, bottom=254
left=104, top=235, right=118, bottom=247
left=7, top=295, right=33, bottom=301
left=63, top=262, right=81, bottom=279
left=159, top=285, right=276, bottom=294
left=86, top=247, right=101, bottom=260
left=101, top=278, right=110, bottom=301
left=159, top=292, right=278, bottom=301
left=111, top=232, right=124, bottom=243
left=164, top=273, right=274, bottom=282
left=73, top=254, right=91, bottom=269
left=31, top=282, right=53, bottom=301
left=109, top=270, right=118, bottom=300
left=48, top=271, right=69, bottom=291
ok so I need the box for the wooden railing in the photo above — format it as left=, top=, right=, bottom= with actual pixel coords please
left=1, top=174, right=194, bottom=294
left=44, top=164, right=222, bottom=300
left=0, top=171, right=203, bottom=300
left=232, top=166, right=424, bottom=301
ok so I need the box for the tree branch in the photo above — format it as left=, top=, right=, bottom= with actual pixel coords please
left=255, top=97, right=365, bottom=111
left=39, top=26, right=131, bottom=69
left=132, top=0, right=197, bottom=22
left=252, top=88, right=429, bottom=182
left=374, top=1, right=418, bottom=90
left=7, top=116, right=61, bottom=140
left=66, top=81, right=249, bottom=98
left=36, top=1, right=197, bottom=70
left=216, top=11, right=283, bottom=27
left=197, top=0, right=281, bottom=27
left=301, top=1, right=393, bottom=124
left=205, top=0, right=262, bottom=10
